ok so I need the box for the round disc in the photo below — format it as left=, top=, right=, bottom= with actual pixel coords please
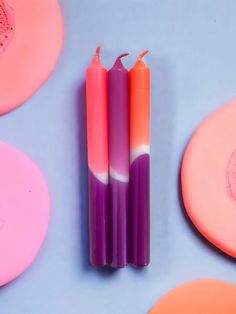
left=0, top=141, right=50, bottom=286
left=182, top=100, right=236, bottom=258
left=0, top=0, right=63, bottom=114
left=149, top=280, right=236, bottom=313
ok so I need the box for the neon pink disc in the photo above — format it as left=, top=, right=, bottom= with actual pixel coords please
left=0, top=0, right=63, bottom=114
left=0, top=141, right=50, bottom=286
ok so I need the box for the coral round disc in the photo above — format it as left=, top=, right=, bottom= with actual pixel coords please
left=0, top=141, right=50, bottom=286
left=0, top=0, right=63, bottom=114
left=149, top=280, right=236, bottom=314
left=182, top=100, right=236, bottom=258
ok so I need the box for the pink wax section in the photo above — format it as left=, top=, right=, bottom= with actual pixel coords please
left=182, top=100, right=236, bottom=258
left=108, top=55, right=129, bottom=177
left=0, top=0, right=63, bottom=115
left=0, top=141, right=50, bottom=286
left=86, top=53, right=108, bottom=178
left=0, top=0, right=15, bottom=53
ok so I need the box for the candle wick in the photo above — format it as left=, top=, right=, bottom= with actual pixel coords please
left=117, top=53, right=129, bottom=60
left=138, top=50, right=149, bottom=61
left=96, top=46, right=101, bottom=57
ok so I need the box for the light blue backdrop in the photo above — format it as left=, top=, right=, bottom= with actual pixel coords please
left=1, top=1, right=236, bottom=313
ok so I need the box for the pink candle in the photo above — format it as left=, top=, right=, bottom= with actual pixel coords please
left=86, top=47, right=109, bottom=266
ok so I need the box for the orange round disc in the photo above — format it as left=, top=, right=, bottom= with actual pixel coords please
left=149, top=280, right=236, bottom=314
left=0, top=0, right=63, bottom=114
left=182, top=100, right=236, bottom=258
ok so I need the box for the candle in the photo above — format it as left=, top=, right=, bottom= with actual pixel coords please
left=86, top=46, right=109, bottom=266
left=129, top=50, right=150, bottom=266
left=108, top=53, right=129, bottom=268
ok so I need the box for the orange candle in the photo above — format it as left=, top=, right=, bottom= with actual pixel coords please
left=129, top=50, right=150, bottom=266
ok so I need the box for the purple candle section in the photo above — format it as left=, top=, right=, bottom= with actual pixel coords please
left=109, top=177, right=129, bottom=267
left=129, top=154, right=150, bottom=266
left=108, top=54, right=129, bottom=176
left=88, top=170, right=108, bottom=266
left=108, top=54, right=129, bottom=268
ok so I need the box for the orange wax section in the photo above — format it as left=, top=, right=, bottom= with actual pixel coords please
left=129, top=50, right=150, bottom=150
left=182, top=100, right=236, bottom=258
left=86, top=47, right=108, bottom=176
left=0, top=0, right=63, bottom=115
left=149, top=280, right=236, bottom=314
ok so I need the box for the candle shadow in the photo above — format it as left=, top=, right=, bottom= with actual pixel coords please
left=177, top=160, right=236, bottom=264
left=0, top=276, right=18, bottom=291
left=77, top=80, right=90, bottom=271
left=77, top=80, right=117, bottom=276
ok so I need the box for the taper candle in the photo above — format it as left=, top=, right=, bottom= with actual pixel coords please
left=129, top=50, right=150, bottom=266
left=108, top=53, right=129, bottom=268
left=86, top=46, right=108, bottom=266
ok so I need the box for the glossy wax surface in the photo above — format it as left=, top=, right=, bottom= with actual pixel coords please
left=0, top=141, right=50, bottom=287
left=108, top=55, right=129, bottom=268
left=0, top=0, right=15, bottom=53
left=150, top=280, right=236, bottom=314
left=86, top=50, right=108, bottom=179
left=0, top=0, right=63, bottom=115
left=130, top=154, right=150, bottom=266
left=182, top=100, right=236, bottom=258
left=109, top=55, right=129, bottom=177
left=130, top=55, right=150, bottom=156
left=88, top=170, right=108, bottom=266
left=86, top=48, right=109, bottom=266
left=129, top=52, right=150, bottom=266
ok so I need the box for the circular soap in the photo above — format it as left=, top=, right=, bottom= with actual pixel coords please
left=149, top=280, right=236, bottom=313
left=0, top=0, right=63, bottom=114
left=182, top=100, right=236, bottom=258
left=0, top=141, right=50, bottom=286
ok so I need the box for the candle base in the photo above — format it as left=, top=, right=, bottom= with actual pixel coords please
left=109, top=176, right=129, bottom=268
left=129, top=154, right=150, bottom=267
left=88, top=170, right=109, bottom=267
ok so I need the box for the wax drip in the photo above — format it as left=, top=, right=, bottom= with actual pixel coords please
left=0, top=0, right=14, bottom=54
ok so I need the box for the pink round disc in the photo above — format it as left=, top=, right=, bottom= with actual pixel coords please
left=0, top=0, right=63, bottom=115
left=0, top=141, right=50, bottom=286
left=182, top=100, right=236, bottom=258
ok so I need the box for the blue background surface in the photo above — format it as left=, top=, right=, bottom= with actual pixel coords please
left=2, top=0, right=236, bottom=313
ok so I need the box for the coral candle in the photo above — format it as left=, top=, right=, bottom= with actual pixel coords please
left=108, top=53, right=129, bottom=268
left=129, top=50, right=150, bottom=266
left=86, top=46, right=108, bottom=266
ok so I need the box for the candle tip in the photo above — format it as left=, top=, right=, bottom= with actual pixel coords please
left=113, top=53, right=129, bottom=68
left=138, top=50, right=149, bottom=61
left=96, top=46, right=101, bottom=57
left=117, top=53, right=129, bottom=59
